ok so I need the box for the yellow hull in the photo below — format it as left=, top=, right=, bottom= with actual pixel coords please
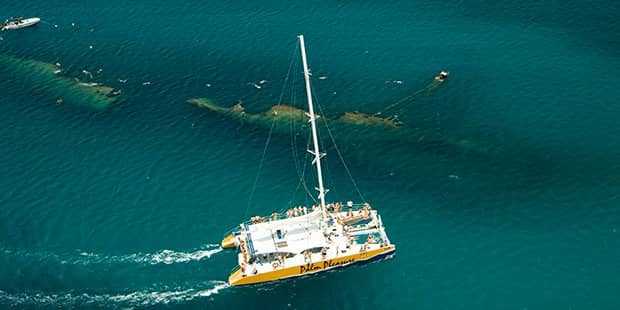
left=221, top=234, right=236, bottom=249
left=229, top=245, right=395, bottom=286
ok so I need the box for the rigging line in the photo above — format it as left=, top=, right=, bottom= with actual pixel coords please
left=310, top=84, right=367, bottom=203
left=285, top=42, right=302, bottom=204
left=288, top=80, right=300, bottom=203
left=298, top=101, right=319, bottom=202
left=277, top=43, right=300, bottom=104
left=286, top=53, right=317, bottom=206
left=296, top=117, right=318, bottom=203
left=321, top=144, right=339, bottom=200
left=243, top=106, right=276, bottom=219
left=289, top=94, right=318, bottom=205
left=315, top=117, right=339, bottom=200
left=291, top=111, right=317, bottom=204
left=288, top=61, right=314, bottom=205
left=243, top=42, right=299, bottom=218
left=290, top=58, right=304, bottom=179
left=288, top=73, right=305, bottom=204
left=289, top=131, right=317, bottom=205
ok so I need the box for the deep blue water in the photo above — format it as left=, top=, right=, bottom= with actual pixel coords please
left=1, top=0, right=620, bottom=308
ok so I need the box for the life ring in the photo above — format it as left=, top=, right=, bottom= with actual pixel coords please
left=272, top=261, right=280, bottom=269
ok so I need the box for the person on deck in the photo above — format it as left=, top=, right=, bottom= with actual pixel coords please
left=334, top=202, right=341, bottom=213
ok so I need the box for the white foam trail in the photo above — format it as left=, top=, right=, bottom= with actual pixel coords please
left=0, top=281, right=229, bottom=307
left=195, top=282, right=229, bottom=298
left=2, top=244, right=223, bottom=266
left=78, top=244, right=224, bottom=265
left=126, top=246, right=224, bottom=265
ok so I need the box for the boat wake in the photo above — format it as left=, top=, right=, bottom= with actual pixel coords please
left=2, top=244, right=223, bottom=266
left=81, top=244, right=224, bottom=265
left=0, top=281, right=229, bottom=307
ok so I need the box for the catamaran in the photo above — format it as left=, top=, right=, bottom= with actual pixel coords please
left=1, top=16, right=40, bottom=31
left=220, top=35, right=396, bottom=286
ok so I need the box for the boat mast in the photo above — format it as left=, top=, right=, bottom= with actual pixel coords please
left=298, top=35, right=327, bottom=218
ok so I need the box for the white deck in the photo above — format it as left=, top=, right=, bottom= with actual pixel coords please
left=247, top=209, right=325, bottom=255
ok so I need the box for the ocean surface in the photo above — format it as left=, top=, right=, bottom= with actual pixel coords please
left=1, top=0, right=620, bottom=308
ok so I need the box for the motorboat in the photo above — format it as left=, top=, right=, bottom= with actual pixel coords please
left=435, top=71, right=449, bottom=81
left=2, top=16, right=40, bottom=31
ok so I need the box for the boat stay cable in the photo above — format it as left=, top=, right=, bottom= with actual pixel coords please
left=243, top=42, right=299, bottom=218
left=288, top=130, right=317, bottom=206
left=311, top=83, right=367, bottom=203
left=288, top=61, right=318, bottom=206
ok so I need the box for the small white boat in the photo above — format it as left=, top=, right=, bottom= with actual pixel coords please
left=2, top=17, right=40, bottom=31
left=435, top=71, right=449, bottom=81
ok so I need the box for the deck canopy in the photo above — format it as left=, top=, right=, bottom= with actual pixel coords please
left=247, top=210, right=329, bottom=255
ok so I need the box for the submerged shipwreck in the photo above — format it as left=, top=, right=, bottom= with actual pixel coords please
left=0, top=53, right=119, bottom=110
left=187, top=98, right=400, bottom=129
left=187, top=97, right=498, bottom=157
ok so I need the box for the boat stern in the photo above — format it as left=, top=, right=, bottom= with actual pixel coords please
left=221, top=233, right=237, bottom=249
left=228, top=268, right=245, bottom=286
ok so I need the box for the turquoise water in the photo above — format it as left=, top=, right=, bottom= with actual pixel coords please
left=1, top=0, right=620, bottom=308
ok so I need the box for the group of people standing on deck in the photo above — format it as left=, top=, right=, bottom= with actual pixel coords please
left=238, top=239, right=261, bottom=276
left=251, top=205, right=309, bottom=224
left=329, top=202, right=371, bottom=218
left=326, top=202, right=343, bottom=213
left=254, top=202, right=373, bottom=224
left=328, top=203, right=372, bottom=227
left=302, top=247, right=329, bottom=263
left=358, top=203, right=372, bottom=219
left=286, top=206, right=308, bottom=218
left=250, top=215, right=267, bottom=224
left=238, top=239, right=249, bottom=263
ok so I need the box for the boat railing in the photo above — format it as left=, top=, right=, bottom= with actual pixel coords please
left=221, top=207, right=315, bottom=236
left=348, top=227, right=381, bottom=236
left=246, top=232, right=255, bottom=256
left=331, top=203, right=377, bottom=214
left=379, top=226, right=391, bottom=245
left=231, top=264, right=240, bottom=274
left=221, top=209, right=292, bottom=236
left=222, top=202, right=375, bottom=237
